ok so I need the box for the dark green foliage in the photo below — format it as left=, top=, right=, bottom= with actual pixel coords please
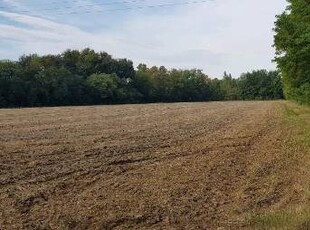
left=0, top=49, right=283, bottom=108
left=218, top=72, right=240, bottom=100
left=86, top=73, right=124, bottom=104
left=0, top=61, right=16, bottom=107
left=274, top=0, right=310, bottom=104
left=61, top=49, right=135, bottom=79
left=206, top=70, right=283, bottom=101
left=133, top=65, right=212, bottom=102
left=238, top=70, right=283, bottom=100
left=169, top=69, right=212, bottom=102
left=0, top=49, right=134, bottom=107
left=34, top=67, right=88, bottom=106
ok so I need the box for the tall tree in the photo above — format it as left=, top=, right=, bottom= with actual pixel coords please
left=274, top=0, right=310, bottom=104
left=86, top=73, right=123, bottom=104
left=238, top=70, right=283, bottom=100
left=219, top=72, right=240, bottom=100
left=0, top=49, right=284, bottom=108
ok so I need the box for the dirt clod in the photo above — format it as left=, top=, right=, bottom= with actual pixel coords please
left=0, top=101, right=302, bottom=229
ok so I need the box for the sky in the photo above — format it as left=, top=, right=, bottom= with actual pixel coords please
left=0, top=0, right=287, bottom=78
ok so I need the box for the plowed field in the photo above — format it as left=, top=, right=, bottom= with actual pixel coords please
left=0, top=101, right=306, bottom=229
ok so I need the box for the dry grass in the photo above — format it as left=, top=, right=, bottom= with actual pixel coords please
left=250, top=102, right=310, bottom=230
left=0, top=101, right=308, bottom=229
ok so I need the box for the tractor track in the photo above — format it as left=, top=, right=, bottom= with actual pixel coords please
left=0, top=101, right=303, bottom=229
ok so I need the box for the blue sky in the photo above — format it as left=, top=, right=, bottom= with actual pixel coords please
left=0, top=0, right=287, bottom=77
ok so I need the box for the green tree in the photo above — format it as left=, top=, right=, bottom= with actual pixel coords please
left=86, top=73, right=122, bottom=104
left=219, top=72, right=240, bottom=100
left=0, top=61, right=17, bottom=107
left=34, top=67, right=88, bottom=106
left=132, top=67, right=155, bottom=102
left=0, top=49, right=285, bottom=108
left=169, top=69, right=211, bottom=102
left=274, top=0, right=310, bottom=103
left=238, top=70, right=283, bottom=100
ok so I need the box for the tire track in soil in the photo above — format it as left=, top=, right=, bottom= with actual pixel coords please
left=0, top=101, right=299, bottom=229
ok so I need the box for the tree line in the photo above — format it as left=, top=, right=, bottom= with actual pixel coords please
left=274, top=0, right=310, bottom=104
left=0, top=49, right=283, bottom=108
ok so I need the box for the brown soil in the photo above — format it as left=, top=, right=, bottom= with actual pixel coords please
left=0, top=101, right=303, bottom=229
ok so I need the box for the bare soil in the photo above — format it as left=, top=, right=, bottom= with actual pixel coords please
left=0, top=101, right=304, bottom=229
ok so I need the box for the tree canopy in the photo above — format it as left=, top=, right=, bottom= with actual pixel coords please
left=0, top=49, right=283, bottom=108
left=274, top=0, right=310, bottom=104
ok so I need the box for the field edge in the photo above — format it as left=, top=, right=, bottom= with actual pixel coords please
left=250, top=102, right=310, bottom=230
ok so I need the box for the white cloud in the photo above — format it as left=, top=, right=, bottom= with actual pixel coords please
left=111, top=0, right=287, bottom=77
left=0, top=11, right=80, bottom=33
left=0, top=0, right=287, bottom=77
left=0, top=10, right=119, bottom=54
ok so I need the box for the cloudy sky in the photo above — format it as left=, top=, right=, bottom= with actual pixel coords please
left=0, top=0, right=287, bottom=77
